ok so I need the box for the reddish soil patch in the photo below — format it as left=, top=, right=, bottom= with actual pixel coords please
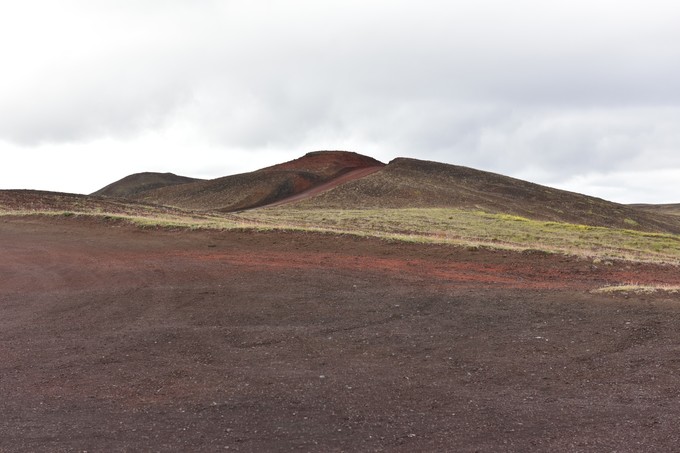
left=132, top=151, right=387, bottom=212
left=262, top=150, right=383, bottom=173
left=261, top=166, right=384, bottom=208
left=2, top=216, right=680, bottom=451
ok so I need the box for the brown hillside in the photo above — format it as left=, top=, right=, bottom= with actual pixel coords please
left=134, top=151, right=384, bottom=212
left=0, top=190, right=205, bottom=220
left=630, top=204, right=680, bottom=217
left=291, top=158, right=680, bottom=234
left=92, top=172, right=202, bottom=198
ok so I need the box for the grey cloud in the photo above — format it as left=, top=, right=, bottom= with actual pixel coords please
left=0, top=1, right=205, bottom=145
left=0, top=76, right=191, bottom=145
left=2, top=0, right=680, bottom=202
left=549, top=168, right=680, bottom=204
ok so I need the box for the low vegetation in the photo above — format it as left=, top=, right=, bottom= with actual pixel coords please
left=3, top=194, right=680, bottom=265
left=593, top=284, right=680, bottom=294
left=0, top=208, right=245, bottom=230
left=237, top=208, right=680, bottom=264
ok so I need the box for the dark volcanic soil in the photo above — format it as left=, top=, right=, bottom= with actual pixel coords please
left=2, top=216, right=680, bottom=452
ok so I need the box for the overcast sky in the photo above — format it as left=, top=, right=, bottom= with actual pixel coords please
left=1, top=1, right=679, bottom=203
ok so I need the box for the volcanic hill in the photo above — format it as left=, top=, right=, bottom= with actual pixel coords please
left=90, top=151, right=680, bottom=234
left=122, top=151, right=384, bottom=212
left=291, top=157, right=680, bottom=233
left=92, top=172, right=203, bottom=198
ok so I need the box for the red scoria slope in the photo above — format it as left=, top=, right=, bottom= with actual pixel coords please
left=130, top=151, right=385, bottom=212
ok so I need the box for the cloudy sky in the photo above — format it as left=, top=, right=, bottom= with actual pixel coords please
left=2, top=0, right=680, bottom=203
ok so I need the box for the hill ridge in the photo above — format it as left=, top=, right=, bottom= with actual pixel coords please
left=92, top=172, right=202, bottom=198
left=289, top=157, right=680, bottom=234
left=127, top=150, right=386, bottom=212
left=87, top=151, right=680, bottom=234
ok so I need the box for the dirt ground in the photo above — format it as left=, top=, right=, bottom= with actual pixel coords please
left=2, top=215, right=680, bottom=452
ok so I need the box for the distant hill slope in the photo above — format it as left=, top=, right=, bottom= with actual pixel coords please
left=630, top=204, right=680, bottom=217
left=0, top=189, right=196, bottom=218
left=133, top=151, right=385, bottom=212
left=291, top=158, right=680, bottom=234
left=89, top=152, right=680, bottom=234
left=92, top=172, right=202, bottom=198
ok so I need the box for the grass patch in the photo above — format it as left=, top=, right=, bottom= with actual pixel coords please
left=234, top=208, right=680, bottom=264
left=0, top=209, right=253, bottom=231
left=3, top=203, right=680, bottom=265
left=593, top=284, right=680, bottom=294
